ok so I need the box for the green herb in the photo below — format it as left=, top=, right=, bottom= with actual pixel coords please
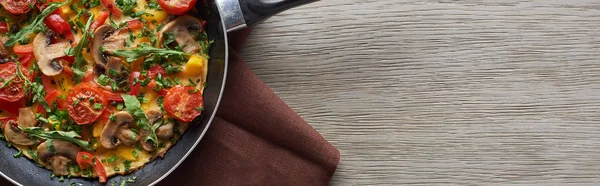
left=109, top=114, right=116, bottom=122
left=121, top=94, right=158, bottom=149
left=113, top=44, right=190, bottom=63
left=46, top=139, right=56, bottom=153
left=164, top=65, right=180, bottom=75
left=147, top=0, right=161, bottom=10
left=109, top=69, right=119, bottom=77
left=116, top=103, right=124, bottom=110
left=115, top=0, right=137, bottom=16
left=187, top=79, right=197, bottom=86
left=0, top=75, right=16, bottom=88
left=132, top=150, right=138, bottom=158
left=20, top=127, right=93, bottom=151
left=93, top=103, right=103, bottom=110
left=97, top=74, right=111, bottom=86
left=162, top=32, right=175, bottom=48
left=5, top=0, right=71, bottom=46
left=73, top=99, right=80, bottom=107
left=111, top=81, right=119, bottom=91
left=68, top=15, right=95, bottom=82
left=123, top=160, right=132, bottom=172
left=15, top=64, right=51, bottom=113
left=88, top=0, right=101, bottom=7
left=196, top=107, right=204, bottom=111
left=13, top=149, right=23, bottom=158
left=107, top=155, right=118, bottom=163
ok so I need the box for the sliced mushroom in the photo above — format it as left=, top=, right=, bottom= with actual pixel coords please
left=37, top=140, right=81, bottom=176
left=3, top=107, right=38, bottom=145
left=33, top=31, right=70, bottom=76
left=139, top=109, right=176, bottom=151
left=156, top=122, right=175, bottom=140
left=92, top=25, right=128, bottom=67
left=3, top=120, right=36, bottom=145
left=158, top=16, right=203, bottom=53
left=93, top=56, right=128, bottom=91
left=99, top=111, right=139, bottom=149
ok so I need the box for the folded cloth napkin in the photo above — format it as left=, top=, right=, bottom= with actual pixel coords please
left=157, top=29, right=340, bottom=185
left=0, top=29, right=340, bottom=186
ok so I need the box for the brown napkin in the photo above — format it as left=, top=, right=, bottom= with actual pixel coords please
left=157, top=29, right=340, bottom=185
left=0, top=29, right=340, bottom=186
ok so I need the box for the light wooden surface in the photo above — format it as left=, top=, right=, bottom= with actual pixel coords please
left=240, top=0, right=600, bottom=185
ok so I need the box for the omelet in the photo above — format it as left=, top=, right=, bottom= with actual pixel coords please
left=0, top=0, right=209, bottom=183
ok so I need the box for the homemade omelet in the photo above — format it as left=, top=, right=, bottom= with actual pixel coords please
left=0, top=0, right=209, bottom=182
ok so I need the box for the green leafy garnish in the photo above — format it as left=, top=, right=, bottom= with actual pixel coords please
left=20, top=127, right=93, bottom=151
left=5, top=0, right=71, bottom=46
left=121, top=94, right=158, bottom=150
left=68, top=15, right=95, bottom=82
left=113, top=44, right=190, bottom=63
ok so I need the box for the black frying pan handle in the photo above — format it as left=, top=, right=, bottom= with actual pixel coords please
left=239, top=0, right=318, bottom=27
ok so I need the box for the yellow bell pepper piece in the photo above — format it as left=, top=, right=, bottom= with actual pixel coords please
left=183, top=54, right=207, bottom=77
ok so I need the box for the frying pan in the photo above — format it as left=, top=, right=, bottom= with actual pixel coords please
left=0, top=0, right=317, bottom=185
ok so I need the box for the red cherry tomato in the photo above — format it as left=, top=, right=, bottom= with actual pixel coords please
left=0, top=0, right=35, bottom=14
left=147, top=65, right=166, bottom=79
left=0, top=63, right=30, bottom=102
left=157, top=0, right=196, bottom=15
left=44, top=14, right=70, bottom=34
left=126, top=19, right=143, bottom=31
left=104, top=90, right=124, bottom=102
left=66, top=83, right=107, bottom=124
left=76, top=152, right=107, bottom=183
left=101, top=0, right=122, bottom=16
left=163, top=85, right=203, bottom=122
left=0, top=22, right=8, bottom=33
left=18, top=54, right=33, bottom=66
left=13, top=44, right=33, bottom=54
left=0, top=98, right=24, bottom=115
left=129, top=71, right=141, bottom=96
left=90, top=10, right=110, bottom=32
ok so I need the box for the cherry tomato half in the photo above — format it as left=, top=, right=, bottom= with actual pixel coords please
left=66, top=83, right=107, bottom=124
left=101, top=0, right=122, bottom=16
left=164, top=85, right=203, bottom=122
left=0, top=98, right=24, bottom=115
left=147, top=65, right=166, bottom=79
left=0, top=0, right=35, bottom=14
left=157, top=0, right=196, bottom=15
left=44, top=14, right=70, bottom=34
left=0, top=63, right=30, bottom=102
left=76, top=152, right=107, bottom=183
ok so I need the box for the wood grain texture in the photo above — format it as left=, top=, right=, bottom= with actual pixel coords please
left=240, top=0, right=600, bottom=185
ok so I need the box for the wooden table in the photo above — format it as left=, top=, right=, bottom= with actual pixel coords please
left=240, top=0, right=600, bottom=185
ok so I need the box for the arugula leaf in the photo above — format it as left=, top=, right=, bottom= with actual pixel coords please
left=20, top=127, right=93, bottom=151
left=121, top=94, right=158, bottom=150
left=113, top=44, right=190, bottom=63
left=70, top=15, right=95, bottom=82
left=115, top=0, right=137, bottom=16
left=5, top=0, right=71, bottom=46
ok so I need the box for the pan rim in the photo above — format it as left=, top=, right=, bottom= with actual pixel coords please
left=0, top=7, right=230, bottom=186
left=147, top=7, right=230, bottom=186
